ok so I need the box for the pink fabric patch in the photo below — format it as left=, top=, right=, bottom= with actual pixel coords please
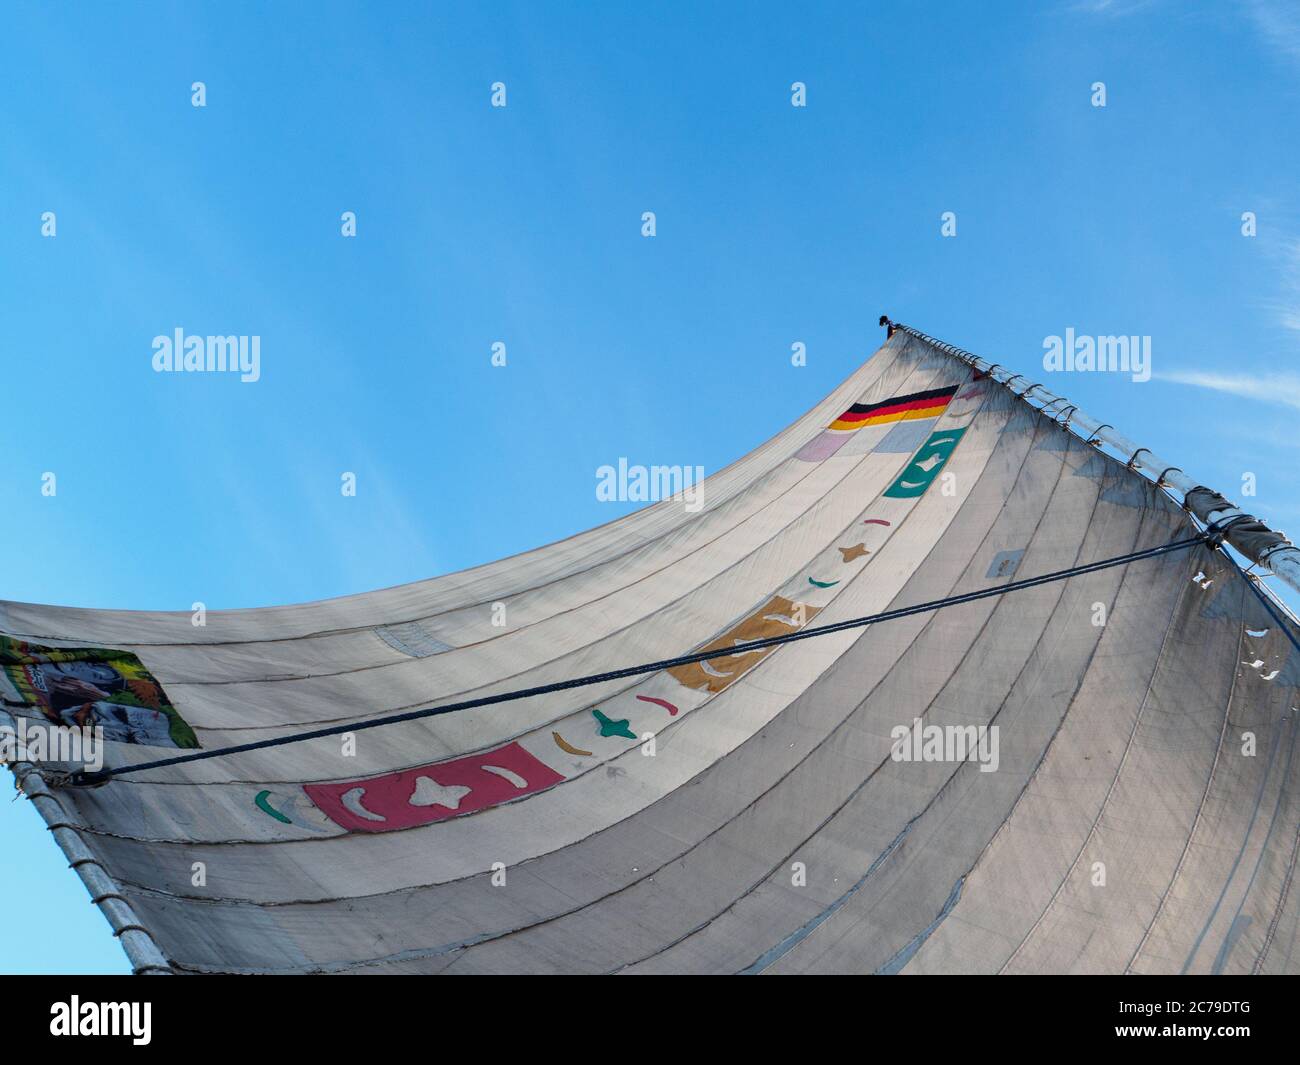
left=305, top=741, right=565, bottom=833
left=794, top=430, right=853, bottom=462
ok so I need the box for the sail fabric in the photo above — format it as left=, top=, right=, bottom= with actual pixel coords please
left=4, top=331, right=1298, bottom=974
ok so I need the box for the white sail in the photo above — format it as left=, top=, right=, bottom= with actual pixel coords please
left=4, top=326, right=1297, bottom=975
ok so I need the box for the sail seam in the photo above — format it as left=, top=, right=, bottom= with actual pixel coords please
left=73, top=534, right=1209, bottom=785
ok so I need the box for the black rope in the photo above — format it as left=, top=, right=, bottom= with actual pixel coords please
left=1204, top=513, right=1255, bottom=549
left=71, top=533, right=1209, bottom=785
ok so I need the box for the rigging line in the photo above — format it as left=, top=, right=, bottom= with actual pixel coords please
left=71, top=533, right=1209, bottom=785
left=1181, top=498, right=1300, bottom=656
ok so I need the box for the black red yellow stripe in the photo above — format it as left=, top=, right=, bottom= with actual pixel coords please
left=827, top=384, right=958, bottom=431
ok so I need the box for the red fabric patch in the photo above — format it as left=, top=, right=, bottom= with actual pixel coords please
left=305, top=741, right=565, bottom=833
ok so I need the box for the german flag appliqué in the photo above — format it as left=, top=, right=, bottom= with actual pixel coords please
left=826, top=384, right=958, bottom=431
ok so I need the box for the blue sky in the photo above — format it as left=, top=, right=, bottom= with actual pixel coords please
left=2, top=0, right=1299, bottom=973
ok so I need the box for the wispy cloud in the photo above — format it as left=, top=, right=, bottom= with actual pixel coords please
left=1237, top=4, right=1300, bottom=332
left=1158, top=369, right=1300, bottom=411
left=1246, top=0, right=1300, bottom=63
left=1214, top=418, right=1300, bottom=450
left=1069, top=0, right=1157, bottom=14
left=1267, top=239, right=1300, bottom=333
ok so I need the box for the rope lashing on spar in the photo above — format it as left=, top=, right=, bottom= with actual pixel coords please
left=69, top=533, right=1211, bottom=786
left=1203, top=513, right=1252, bottom=543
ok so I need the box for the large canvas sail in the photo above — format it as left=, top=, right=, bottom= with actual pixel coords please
left=4, top=327, right=1298, bottom=975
